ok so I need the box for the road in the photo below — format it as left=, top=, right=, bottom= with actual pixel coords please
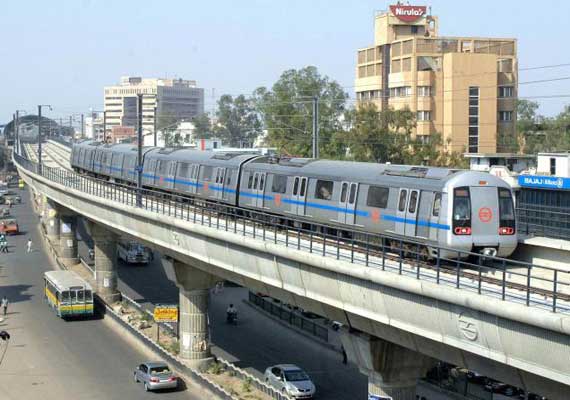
left=75, top=222, right=368, bottom=400
left=0, top=189, right=206, bottom=400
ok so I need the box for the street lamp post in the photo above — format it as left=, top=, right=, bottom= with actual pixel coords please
left=15, top=110, right=26, bottom=155
left=37, top=104, right=52, bottom=174
left=153, top=99, right=159, bottom=147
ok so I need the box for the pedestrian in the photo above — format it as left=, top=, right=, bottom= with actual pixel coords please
left=1, top=296, right=8, bottom=316
left=341, top=345, right=348, bottom=365
left=26, top=238, right=32, bottom=253
left=0, top=234, right=7, bottom=253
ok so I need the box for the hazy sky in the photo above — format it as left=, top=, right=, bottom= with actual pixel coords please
left=2, top=0, right=569, bottom=123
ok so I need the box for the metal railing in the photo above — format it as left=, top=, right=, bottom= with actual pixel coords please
left=14, top=152, right=570, bottom=314
left=249, top=292, right=329, bottom=343
left=517, top=205, right=570, bottom=241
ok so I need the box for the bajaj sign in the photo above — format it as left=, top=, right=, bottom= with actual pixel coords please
left=389, top=5, right=427, bottom=22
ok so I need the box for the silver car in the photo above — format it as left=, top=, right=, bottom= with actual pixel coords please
left=264, top=364, right=316, bottom=399
left=133, top=361, right=178, bottom=392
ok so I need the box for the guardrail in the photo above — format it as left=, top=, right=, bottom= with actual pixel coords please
left=249, top=292, right=329, bottom=343
left=13, top=152, right=570, bottom=314
left=49, top=136, right=72, bottom=149
left=517, top=205, right=570, bottom=241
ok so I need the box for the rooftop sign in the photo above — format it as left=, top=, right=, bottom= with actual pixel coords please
left=389, top=5, right=427, bottom=22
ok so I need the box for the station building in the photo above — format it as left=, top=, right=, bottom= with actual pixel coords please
left=355, top=4, right=518, bottom=154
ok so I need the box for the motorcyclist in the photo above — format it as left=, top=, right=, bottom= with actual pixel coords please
left=226, top=304, right=237, bottom=323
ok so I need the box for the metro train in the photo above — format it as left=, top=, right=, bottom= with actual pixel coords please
left=70, top=140, right=518, bottom=259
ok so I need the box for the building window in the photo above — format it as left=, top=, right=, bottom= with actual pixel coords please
left=499, top=111, right=513, bottom=122
left=498, top=86, right=514, bottom=98
left=469, top=86, right=479, bottom=153
left=417, top=86, right=432, bottom=97
left=389, top=86, right=411, bottom=98
left=550, top=158, right=556, bottom=175
left=417, top=111, right=431, bottom=121
left=411, top=25, right=419, bottom=34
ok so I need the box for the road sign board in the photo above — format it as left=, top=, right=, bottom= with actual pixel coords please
left=153, top=304, right=178, bottom=323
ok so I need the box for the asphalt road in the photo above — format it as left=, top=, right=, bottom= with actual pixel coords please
left=0, top=190, right=204, bottom=400
left=75, top=221, right=368, bottom=400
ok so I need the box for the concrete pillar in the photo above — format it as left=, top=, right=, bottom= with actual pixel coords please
left=44, top=200, right=60, bottom=244
left=173, top=259, right=216, bottom=368
left=91, top=223, right=120, bottom=303
left=341, top=330, right=436, bottom=400
left=59, top=211, right=78, bottom=261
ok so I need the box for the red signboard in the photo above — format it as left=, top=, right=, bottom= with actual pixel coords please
left=389, top=5, right=427, bottom=22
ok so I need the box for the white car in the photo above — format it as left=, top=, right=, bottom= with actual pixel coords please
left=264, top=364, right=316, bottom=399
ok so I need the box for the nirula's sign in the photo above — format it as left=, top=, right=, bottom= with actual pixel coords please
left=518, top=175, right=570, bottom=190
left=389, top=5, right=427, bottom=22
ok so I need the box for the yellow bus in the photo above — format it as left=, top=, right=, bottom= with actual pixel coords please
left=44, top=270, right=94, bottom=318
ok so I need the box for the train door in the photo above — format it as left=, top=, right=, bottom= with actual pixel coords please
left=214, top=167, right=226, bottom=200
left=255, top=172, right=266, bottom=208
left=395, top=189, right=409, bottom=235
left=429, top=193, right=442, bottom=242
left=167, top=162, right=176, bottom=190
left=337, top=182, right=359, bottom=224
left=291, top=176, right=308, bottom=215
left=404, top=190, right=420, bottom=237
left=189, top=164, right=198, bottom=194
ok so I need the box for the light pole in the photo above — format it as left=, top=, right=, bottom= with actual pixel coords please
left=38, top=104, right=52, bottom=173
left=153, top=98, right=159, bottom=147
left=15, top=110, right=25, bottom=155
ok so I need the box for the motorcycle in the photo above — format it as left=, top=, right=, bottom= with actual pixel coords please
left=226, top=311, right=238, bottom=325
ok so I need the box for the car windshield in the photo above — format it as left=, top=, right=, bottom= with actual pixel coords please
left=149, top=366, right=170, bottom=375
left=284, top=370, right=309, bottom=382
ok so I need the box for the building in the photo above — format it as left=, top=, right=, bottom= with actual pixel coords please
left=103, top=76, right=204, bottom=138
left=85, top=112, right=104, bottom=141
left=142, top=121, right=197, bottom=147
left=110, top=126, right=136, bottom=144
left=355, top=4, right=517, bottom=154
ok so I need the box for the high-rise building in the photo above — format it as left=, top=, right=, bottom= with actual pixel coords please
left=103, top=76, right=204, bottom=137
left=355, top=4, right=517, bottom=154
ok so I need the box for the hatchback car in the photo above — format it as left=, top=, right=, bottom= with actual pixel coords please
left=264, top=364, right=316, bottom=399
left=133, top=361, right=178, bottom=392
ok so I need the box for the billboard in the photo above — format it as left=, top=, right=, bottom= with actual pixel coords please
left=153, top=304, right=178, bottom=322
left=389, top=5, right=427, bottom=22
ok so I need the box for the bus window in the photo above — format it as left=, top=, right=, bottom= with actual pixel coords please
left=85, top=290, right=93, bottom=302
left=61, top=291, right=70, bottom=303
left=69, top=291, right=77, bottom=303
left=77, top=290, right=84, bottom=302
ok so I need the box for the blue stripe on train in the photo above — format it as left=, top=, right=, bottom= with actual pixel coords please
left=87, top=168, right=450, bottom=230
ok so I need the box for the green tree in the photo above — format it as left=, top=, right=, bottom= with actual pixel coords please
left=191, top=113, right=212, bottom=139
left=253, top=66, right=348, bottom=157
left=214, top=95, right=262, bottom=147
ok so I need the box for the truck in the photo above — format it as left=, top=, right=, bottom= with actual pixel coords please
left=117, top=241, right=152, bottom=265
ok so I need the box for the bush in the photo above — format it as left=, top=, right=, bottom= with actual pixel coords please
left=140, top=312, right=153, bottom=322
left=208, top=361, right=224, bottom=375
left=242, top=377, right=253, bottom=393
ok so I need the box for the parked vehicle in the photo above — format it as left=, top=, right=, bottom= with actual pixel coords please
left=44, top=270, right=94, bottom=318
left=117, top=240, right=152, bottom=264
left=0, top=209, right=10, bottom=217
left=264, top=364, right=316, bottom=399
left=0, top=219, right=19, bottom=235
left=484, top=379, right=517, bottom=395
left=133, top=361, right=178, bottom=392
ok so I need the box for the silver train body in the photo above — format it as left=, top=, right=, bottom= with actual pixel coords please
left=71, top=140, right=518, bottom=258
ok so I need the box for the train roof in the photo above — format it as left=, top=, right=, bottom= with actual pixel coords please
left=144, top=148, right=259, bottom=167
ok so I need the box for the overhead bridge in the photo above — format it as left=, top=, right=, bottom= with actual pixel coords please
left=14, top=150, right=570, bottom=400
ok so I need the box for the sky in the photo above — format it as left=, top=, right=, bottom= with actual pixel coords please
left=1, top=0, right=570, bottom=124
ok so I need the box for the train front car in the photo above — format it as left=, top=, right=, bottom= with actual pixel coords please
left=443, top=171, right=517, bottom=259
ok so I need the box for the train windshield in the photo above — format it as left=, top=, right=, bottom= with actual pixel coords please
left=498, top=188, right=515, bottom=220
left=453, top=188, right=471, bottom=221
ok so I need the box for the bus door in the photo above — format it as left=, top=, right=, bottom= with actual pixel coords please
left=292, top=176, right=308, bottom=215
left=337, top=182, right=359, bottom=224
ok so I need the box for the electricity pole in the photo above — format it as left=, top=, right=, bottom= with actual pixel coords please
left=81, top=113, right=84, bottom=140
left=103, top=111, right=107, bottom=143
left=153, top=98, right=159, bottom=147
left=136, top=94, right=143, bottom=206
left=312, top=96, right=319, bottom=159
left=37, top=105, right=52, bottom=174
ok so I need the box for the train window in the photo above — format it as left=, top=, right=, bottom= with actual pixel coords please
left=300, top=178, right=307, bottom=196
left=315, top=180, right=333, bottom=200
left=248, top=174, right=253, bottom=189
left=340, top=183, right=348, bottom=203
left=178, top=163, right=190, bottom=178
left=398, top=190, right=408, bottom=212
left=226, top=170, right=232, bottom=186
left=293, top=178, right=299, bottom=195
left=259, top=174, right=265, bottom=191
left=158, top=160, right=169, bottom=175
left=432, top=193, right=441, bottom=217
left=453, top=188, right=471, bottom=220
left=367, top=186, right=389, bottom=208
left=349, top=183, right=357, bottom=204
left=202, top=166, right=213, bottom=182
left=498, top=188, right=514, bottom=220
left=253, top=173, right=259, bottom=189
left=271, top=175, right=287, bottom=194
left=408, top=191, right=418, bottom=213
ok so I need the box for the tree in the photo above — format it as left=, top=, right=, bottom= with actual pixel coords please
left=191, top=113, right=212, bottom=139
left=253, top=66, right=348, bottom=157
left=214, top=95, right=262, bottom=147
